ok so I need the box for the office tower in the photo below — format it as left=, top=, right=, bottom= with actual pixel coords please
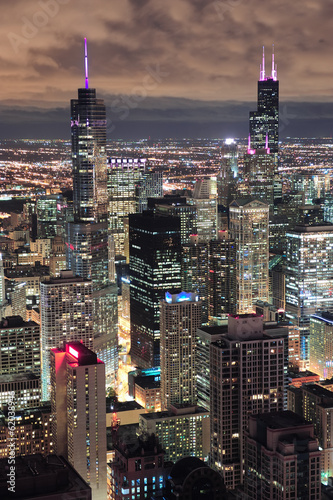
left=40, top=270, right=93, bottom=399
left=210, top=314, right=287, bottom=489
left=229, top=198, right=269, bottom=314
left=107, top=435, right=168, bottom=500
left=66, top=40, right=118, bottom=383
left=189, top=178, right=217, bottom=242
left=244, top=411, right=321, bottom=500
left=0, top=404, right=52, bottom=458
left=285, top=224, right=333, bottom=369
left=129, top=212, right=181, bottom=368
left=301, top=384, right=333, bottom=484
left=139, top=403, right=210, bottom=463
left=107, top=158, right=147, bottom=256
left=49, top=234, right=66, bottom=277
left=153, top=198, right=197, bottom=245
left=51, top=342, right=106, bottom=500
left=0, top=316, right=40, bottom=376
left=221, top=139, right=239, bottom=178
left=0, top=254, right=6, bottom=320
left=36, top=194, right=58, bottom=239
left=160, top=291, right=201, bottom=409
left=208, top=230, right=236, bottom=320
left=162, top=457, right=227, bottom=500
left=9, top=281, right=26, bottom=319
left=196, top=325, right=225, bottom=411
left=310, top=312, right=333, bottom=379
left=134, top=376, right=161, bottom=412
left=249, top=46, right=279, bottom=157
left=217, top=141, right=238, bottom=208
left=136, top=170, right=163, bottom=213
left=181, top=235, right=209, bottom=323
left=243, top=147, right=275, bottom=209
left=0, top=373, right=40, bottom=410
left=0, top=454, right=92, bottom=500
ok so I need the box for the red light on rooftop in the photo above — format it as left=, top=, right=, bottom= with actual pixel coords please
left=68, top=345, right=79, bottom=359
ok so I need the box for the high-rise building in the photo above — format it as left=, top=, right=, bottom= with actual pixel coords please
left=40, top=270, right=93, bottom=400
left=208, top=230, right=236, bottom=320
left=181, top=235, right=208, bottom=323
left=107, top=435, right=168, bottom=500
left=51, top=342, right=106, bottom=500
left=107, top=158, right=147, bottom=256
left=249, top=46, right=279, bottom=156
left=210, top=314, right=287, bottom=489
left=129, top=212, right=181, bottom=368
left=244, top=411, right=321, bottom=500
left=309, top=312, right=333, bottom=379
left=285, top=224, right=333, bottom=369
left=229, top=198, right=269, bottom=314
left=301, top=383, right=333, bottom=484
left=196, top=325, right=225, bottom=411
left=66, top=40, right=118, bottom=383
left=160, top=291, right=201, bottom=409
left=0, top=316, right=40, bottom=376
left=243, top=148, right=275, bottom=209
left=153, top=198, right=197, bottom=245
left=189, top=178, right=217, bottom=243
left=139, top=403, right=210, bottom=463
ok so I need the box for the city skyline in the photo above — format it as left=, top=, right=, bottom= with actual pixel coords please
left=2, top=0, right=333, bottom=138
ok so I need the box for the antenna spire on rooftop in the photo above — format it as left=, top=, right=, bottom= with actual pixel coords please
left=84, top=38, right=89, bottom=89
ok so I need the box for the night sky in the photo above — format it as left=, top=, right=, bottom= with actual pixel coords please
left=2, top=0, right=333, bottom=139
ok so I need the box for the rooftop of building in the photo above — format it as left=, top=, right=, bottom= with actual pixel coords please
left=291, top=223, right=333, bottom=232
left=0, top=454, right=91, bottom=499
left=302, top=383, right=333, bottom=401
left=106, top=400, right=144, bottom=414
left=0, top=372, right=39, bottom=384
left=140, top=404, right=208, bottom=420
left=197, top=325, right=228, bottom=336
left=288, top=370, right=320, bottom=380
left=135, top=376, right=160, bottom=390
left=112, top=434, right=164, bottom=460
left=41, top=270, right=91, bottom=285
left=0, top=316, right=38, bottom=329
left=252, top=410, right=309, bottom=430
left=52, top=342, right=102, bottom=367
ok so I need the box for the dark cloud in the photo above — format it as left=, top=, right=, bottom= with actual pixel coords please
left=1, top=0, right=333, bottom=137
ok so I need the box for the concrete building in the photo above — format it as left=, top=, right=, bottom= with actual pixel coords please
left=139, top=404, right=210, bottom=463
left=310, top=312, right=333, bottom=379
left=50, top=342, right=106, bottom=500
left=0, top=454, right=91, bottom=500
left=210, top=313, right=287, bottom=489
left=160, top=292, right=201, bottom=409
left=244, top=411, right=321, bottom=500
left=40, top=270, right=93, bottom=399
left=107, top=435, right=169, bottom=500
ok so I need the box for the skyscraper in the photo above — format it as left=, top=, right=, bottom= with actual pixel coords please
left=229, top=198, right=269, bottom=314
left=40, top=270, right=93, bottom=399
left=51, top=342, right=107, bottom=500
left=249, top=46, right=279, bottom=156
left=208, top=230, right=236, bottom=320
left=285, top=224, right=333, bottom=369
left=210, top=314, right=287, bottom=489
left=181, top=235, right=209, bottom=324
left=66, top=40, right=118, bottom=383
left=160, top=291, right=201, bottom=409
left=129, top=212, right=181, bottom=368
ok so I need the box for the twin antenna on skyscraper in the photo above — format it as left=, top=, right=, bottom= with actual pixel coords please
left=260, top=45, right=278, bottom=82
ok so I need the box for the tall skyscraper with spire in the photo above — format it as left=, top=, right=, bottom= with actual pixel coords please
left=249, top=46, right=279, bottom=157
left=65, top=40, right=118, bottom=386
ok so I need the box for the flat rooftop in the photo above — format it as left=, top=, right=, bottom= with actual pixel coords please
left=253, top=410, right=309, bottom=430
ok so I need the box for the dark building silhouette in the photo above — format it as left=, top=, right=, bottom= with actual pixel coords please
left=129, top=212, right=181, bottom=367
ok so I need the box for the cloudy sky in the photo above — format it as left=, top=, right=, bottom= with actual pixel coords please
left=2, top=0, right=333, bottom=138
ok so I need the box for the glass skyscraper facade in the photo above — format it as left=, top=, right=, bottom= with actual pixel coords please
left=129, top=212, right=181, bottom=368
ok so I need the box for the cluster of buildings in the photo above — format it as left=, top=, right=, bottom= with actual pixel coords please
left=2, top=43, right=333, bottom=500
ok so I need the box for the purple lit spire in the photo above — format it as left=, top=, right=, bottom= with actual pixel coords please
left=259, top=46, right=266, bottom=81
left=84, top=38, right=89, bottom=89
left=271, top=44, right=277, bottom=81
left=265, top=133, right=268, bottom=149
